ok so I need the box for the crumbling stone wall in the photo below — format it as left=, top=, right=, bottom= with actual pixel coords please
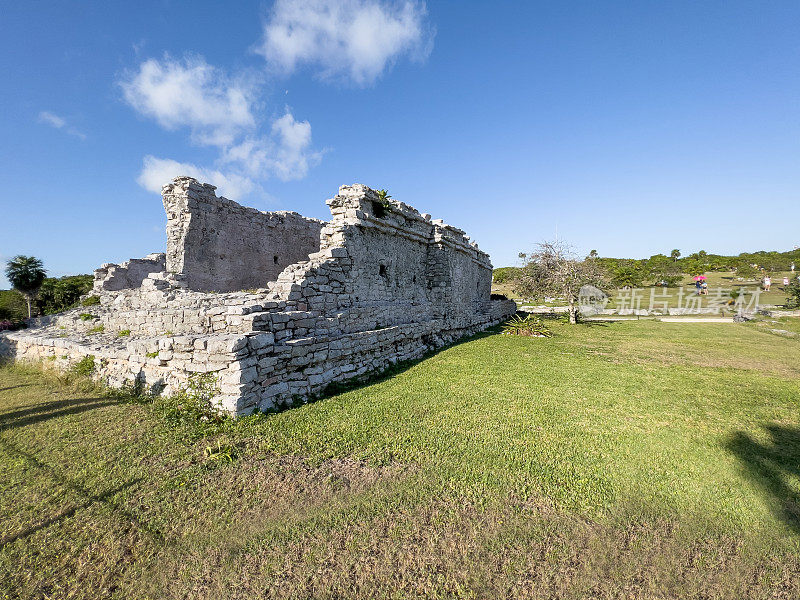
left=93, top=253, right=166, bottom=292
left=1, top=178, right=516, bottom=416
left=163, top=177, right=323, bottom=292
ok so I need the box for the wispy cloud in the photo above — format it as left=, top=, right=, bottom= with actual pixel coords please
left=119, top=55, right=320, bottom=198
left=119, top=2, right=433, bottom=198
left=256, top=0, right=433, bottom=85
left=38, top=111, right=86, bottom=140
left=221, top=111, right=322, bottom=183
left=137, top=155, right=256, bottom=200
left=120, top=55, right=256, bottom=147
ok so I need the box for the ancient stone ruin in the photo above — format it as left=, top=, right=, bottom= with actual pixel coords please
left=0, top=177, right=516, bottom=415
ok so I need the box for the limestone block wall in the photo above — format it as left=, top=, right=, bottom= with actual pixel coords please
left=268, top=185, right=495, bottom=326
left=0, top=328, right=249, bottom=406
left=163, top=177, right=324, bottom=292
left=0, top=178, right=517, bottom=416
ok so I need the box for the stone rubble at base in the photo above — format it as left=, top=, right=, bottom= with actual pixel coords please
left=0, top=177, right=517, bottom=416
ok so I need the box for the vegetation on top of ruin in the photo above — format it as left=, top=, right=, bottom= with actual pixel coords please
left=371, top=189, right=393, bottom=218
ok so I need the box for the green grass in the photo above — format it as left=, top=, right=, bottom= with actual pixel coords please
left=1, top=320, right=800, bottom=598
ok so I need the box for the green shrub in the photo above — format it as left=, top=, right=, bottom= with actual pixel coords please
left=372, top=189, right=392, bottom=217
left=146, top=351, right=159, bottom=358
left=502, top=314, right=553, bottom=337
left=37, top=274, right=93, bottom=315
left=659, top=275, right=683, bottom=287
left=735, top=263, right=758, bottom=279
left=118, top=329, right=131, bottom=337
left=204, top=440, right=240, bottom=462
left=611, top=265, right=647, bottom=288
left=156, top=373, right=224, bottom=426
left=80, top=295, right=101, bottom=307
left=786, top=279, right=800, bottom=309
left=87, top=325, right=104, bottom=334
left=79, top=313, right=95, bottom=321
left=0, top=289, right=27, bottom=321
left=71, top=355, right=96, bottom=377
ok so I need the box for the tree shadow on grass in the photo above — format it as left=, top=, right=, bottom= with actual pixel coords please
left=0, top=437, right=163, bottom=548
left=727, top=424, right=800, bottom=533
left=0, top=384, right=32, bottom=393
left=0, top=477, right=142, bottom=549
left=0, top=397, right=122, bottom=432
left=575, top=320, right=611, bottom=327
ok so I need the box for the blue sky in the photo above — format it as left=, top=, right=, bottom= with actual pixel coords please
left=1, top=1, right=799, bottom=287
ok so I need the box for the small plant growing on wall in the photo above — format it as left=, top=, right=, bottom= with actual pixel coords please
left=180, top=373, right=223, bottom=422
left=373, top=189, right=393, bottom=217
left=80, top=295, right=100, bottom=307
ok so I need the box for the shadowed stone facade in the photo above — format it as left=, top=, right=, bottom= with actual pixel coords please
left=1, top=177, right=516, bottom=415
left=162, top=178, right=324, bottom=292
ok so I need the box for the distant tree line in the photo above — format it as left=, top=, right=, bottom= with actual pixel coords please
left=495, top=247, right=800, bottom=291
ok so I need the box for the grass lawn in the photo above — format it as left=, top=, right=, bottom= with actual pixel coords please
left=2, top=319, right=800, bottom=598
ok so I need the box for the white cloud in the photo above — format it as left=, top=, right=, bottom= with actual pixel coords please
left=269, top=113, right=321, bottom=180
left=39, top=111, right=66, bottom=128
left=122, top=54, right=321, bottom=195
left=120, top=55, right=256, bottom=147
left=137, top=155, right=255, bottom=200
left=257, top=0, right=433, bottom=85
left=134, top=106, right=318, bottom=196
left=222, top=112, right=321, bottom=182
left=121, top=3, right=434, bottom=196
left=38, top=111, right=86, bottom=140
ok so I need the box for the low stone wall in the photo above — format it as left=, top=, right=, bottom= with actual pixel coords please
left=0, top=329, right=245, bottom=401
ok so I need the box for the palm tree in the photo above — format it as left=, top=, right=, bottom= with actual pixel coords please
left=5, top=256, right=47, bottom=318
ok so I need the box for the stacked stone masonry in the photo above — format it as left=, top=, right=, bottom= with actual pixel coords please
left=0, top=177, right=516, bottom=415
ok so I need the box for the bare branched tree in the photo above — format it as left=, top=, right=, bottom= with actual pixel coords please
left=517, top=240, right=608, bottom=324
